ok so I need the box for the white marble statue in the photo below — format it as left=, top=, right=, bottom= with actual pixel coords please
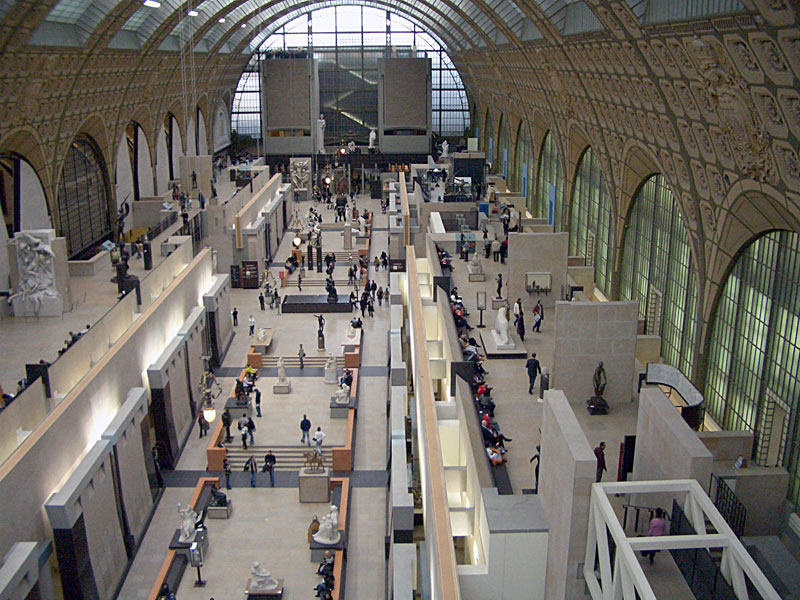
left=369, top=129, right=377, bottom=149
left=177, top=503, right=198, bottom=543
left=317, top=114, right=326, bottom=154
left=468, top=252, right=482, bottom=274
left=441, top=140, right=449, bottom=157
left=334, top=383, right=350, bottom=405
left=313, top=504, right=341, bottom=545
left=346, top=323, right=357, bottom=339
left=345, top=204, right=352, bottom=224
left=358, top=215, right=367, bottom=236
left=250, top=562, right=279, bottom=591
left=10, top=231, right=60, bottom=315
left=492, top=304, right=514, bottom=348
left=347, top=140, right=356, bottom=153
left=277, top=357, right=287, bottom=383
left=324, top=354, right=338, bottom=384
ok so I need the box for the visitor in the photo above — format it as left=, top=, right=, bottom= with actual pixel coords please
left=273, top=290, right=281, bottom=314
left=262, top=450, right=277, bottom=487
left=367, top=297, right=374, bottom=318
left=313, top=426, right=326, bottom=457
left=491, top=239, right=501, bottom=262
left=594, top=442, right=607, bottom=482
left=259, top=293, right=265, bottom=311
left=249, top=315, right=255, bottom=336
left=232, top=307, right=239, bottom=327
left=222, top=408, right=232, bottom=441
left=244, top=455, right=257, bottom=487
left=197, top=413, right=209, bottom=438
left=298, top=344, right=306, bottom=368
left=641, top=508, right=667, bottom=564
left=223, top=458, right=232, bottom=490
left=254, top=388, right=262, bottom=417
left=300, top=415, right=312, bottom=446
left=526, top=353, right=541, bottom=395
left=377, top=286, right=384, bottom=306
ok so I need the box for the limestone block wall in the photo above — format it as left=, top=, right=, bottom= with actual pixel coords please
left=632, top=387, right=714, bottom=509
left=506, top=232, right=568, bottom=309
left=552, top=301, right=638, bottom=405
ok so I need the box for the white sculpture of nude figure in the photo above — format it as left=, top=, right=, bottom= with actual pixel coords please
left=250, top=562, right=279, bottom=591
left=312, top=504, right=341, bottom=544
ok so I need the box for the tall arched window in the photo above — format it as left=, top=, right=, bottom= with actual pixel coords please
left=569, top=147, right=613, bottom=296
left=704, top=230, right=800, bottom=510
left=57, top=137, right=112, bottom=257
left=497, top=116, right=510, bottom=181
left=620, top=174, right=697, bottom=378
left=513, top=123, right=533, bottom=211
left=483, top=111, right=494, bottom=165
left=534, top=131, right=564, bottom=228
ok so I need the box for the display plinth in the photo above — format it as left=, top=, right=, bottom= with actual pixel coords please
left=169, top=528, right=208, bottom=561
left=245, top=578, right=284, bottom=598
left=468, top=272, right=486, bottom=282
left=281, top=294, right=351, bottom=313
left=480, top=330, right=527, bottom=359
left=12, top=295, right=63, bottom=317
left=587, top=396, right=610, bottom=415
left=273, top=382, right=291, bottom=394
left=330, top=395, right=356, bottom=418
left=224, top=396, right=252, bottom=419
left=340, top=328, right=361, bottom=349
left=299, top=467, right=331, bottom=503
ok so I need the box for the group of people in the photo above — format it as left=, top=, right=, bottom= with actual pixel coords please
left=449, top=287, right=474, bottom=332
left=313, top=550, right=336, bottom=598
left=510, top=298, right=544, bottom=342
left=435, top=244, right=453, bottom=271
left=57, top=324, right=91, bottom=357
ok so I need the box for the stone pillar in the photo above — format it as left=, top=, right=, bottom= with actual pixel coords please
left=343, top=223, right=352, bottom=250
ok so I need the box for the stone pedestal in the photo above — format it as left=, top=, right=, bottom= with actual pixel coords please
left=224, top=396, right=252, bottom=420
left=341, top=328, right=361, bottom=349
left=324, top=366, right=338, bottom=384
left=343, top=224, right=352, bottom=250
left=273, top=381, right=291, bottom=394
left=299, top=467, right=331, bottom=503
left=245, top=578, right=284, bottom=598
left=490, top=329, right=516, bottom=350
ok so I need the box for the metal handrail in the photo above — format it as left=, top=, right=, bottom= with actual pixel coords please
left=621, top=499, right=670, bottom=532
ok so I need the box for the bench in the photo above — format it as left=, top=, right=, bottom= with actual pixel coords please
left=491, top=462, right=513, bottom=495
left=330, top=368, right=359, bottom=418
left=147, top=477, right=219, bottom=600
left=206, top=418, right=227, bottom=471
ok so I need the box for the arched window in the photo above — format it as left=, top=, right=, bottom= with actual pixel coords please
left=704, top=230, right=800, bottom=510
left=57, top=137, right=112, bottom=257
left=497, top=116, right=510, bottom=181
left=620, top=174, right=697, bottom=378
left=483, top=111, right=494, bottom=165
left=569, top=147, right=613, bottom=296
left=534, top=131, right=564, bottom=228
left=513, top=123, right=533, bottom=211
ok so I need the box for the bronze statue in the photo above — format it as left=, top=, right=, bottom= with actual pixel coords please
left=593, top=362, right=607, bottom=398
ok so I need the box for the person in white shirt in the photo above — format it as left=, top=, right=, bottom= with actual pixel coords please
left=513, top=299, right=522, bottom=325
left=313, top=427, right=326, bottom=457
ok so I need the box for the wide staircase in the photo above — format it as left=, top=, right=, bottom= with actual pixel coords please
left=226, top=445, right=333, bottom=471
left=260, top=356, right=345, bottom=368
left=282, top=275, right=353, bottom=287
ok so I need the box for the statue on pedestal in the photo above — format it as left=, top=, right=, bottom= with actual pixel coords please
left=334, top=383, right=350, bottom=405
left=358, top=215, right=367, bottom=236
left=324, top=354, right=338, bottom=384
left=277, top=357, right=287, bottom=384
left=10, top=231, right=61, bottom=315
left=346, top=323, right=357, bottom=339
left=312, top=505, right=341, bottom=545
left=177, top=503, right=198, bottom=543
left=468, top=252, right=482, bottom=274
left=441, top=140, right=449, bottom=158
left=491, top=303, right=515, bottom=349
left=369, top=129, right=377, bottom=150
left=593, top=362, right=607, bottom=398
left=250, top=562, right=279, bottom=591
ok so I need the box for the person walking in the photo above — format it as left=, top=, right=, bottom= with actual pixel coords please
left=526, top=353, right=541, bottom=395
left=368, top=297, right=375, bottom=318
left=496, top=273, right=503, bottom=299
left=360, top=292, right=368, bottom=317
left=263, top=450, right=277, bottom=487
left=533, top=300, right=544, bottom=332
left=371, top=280, right=377, bottom=301
left=198, top=413, right=210, bottom=438
left=491, top=239, right=501, bottom=262
left=259, top=293, right=265, bottom=310
left=513, top=299, right=522, bottom=325
left=517, top=309, right=526, bottom=341
left=273, top=290, right=281, bottom=314
left=641, top=508, right=667, bottom=564
left=232, top=307, right=239, bottom=326
left=594, top=441, right=607, bottom=482
left=222, top=408, right=233, bottom=442
left=297, top=272, right=302, bottom=291
left=239, top=416, right=249, bottom=449
left=529, top=445, right=541, bottom=494
left=223, top=458, right=232, bottom=490
left=247, top=416, right=256, bottom=446
left=313, top=426, right=326, bottom=457
left=377, top=286, right=384, bottom=306
left=300, top=414, right=312, bottom=446
left=244, top=455, right=257, bottom=488
left=298, top=344, right=306, bottom=369
left=249, top=315, right=255, bottom=336
left=254, top=388, right=262, bottom=417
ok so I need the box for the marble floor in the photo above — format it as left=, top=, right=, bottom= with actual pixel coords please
left=118, top=192, right=389, bottom=600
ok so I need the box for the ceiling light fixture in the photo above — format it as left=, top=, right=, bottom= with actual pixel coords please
left=188, top=9, right=198, bottom=16
left=143, top=0, right=161, bottom=7
left=218, top=17, right=226, bottom=23
left=241, top=23, right=247, bottom=28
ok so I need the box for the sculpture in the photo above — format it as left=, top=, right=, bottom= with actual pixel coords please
left=369, top=129, right=377, bottom=149
left=10, top=232, right=60, bottom=315
left=346, top=323, right=357, bottom=339
left=593, top=362, right=607, bottom=398
left=277, top=357, right=287, bottom=383
left=290, top=158, right=311, bottom=190
left=312, top=505, right=341, bottom=545
left=492, top=303, right=514, bottom=348
left=325, top=279, right=337, bottom=302
left=324, top=353, right=338, bottom=384
left=345, top=204, right=352, bottom=223
left=317, top=114, right=326, bottom=154
left=250, top=562, right=279, bottom=591
left=115, top=198, right=130, bottom=242
left=468, top=252, right=482, bottom=274
left=358, top=215, right=367, bottom=236
left=334, top=383, right=350, bottom=405
left=303, top=451, right=325, bottom=471
left=441, top=140, right=449, bottom=157
left=177, top=503, right=198, bottom=543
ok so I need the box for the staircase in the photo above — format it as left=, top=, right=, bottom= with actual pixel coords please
left=260, top=356, right=344, bottom=368
left=282, top=277, right=352, bottom=287
left=225, top=445, right=333, bottom=471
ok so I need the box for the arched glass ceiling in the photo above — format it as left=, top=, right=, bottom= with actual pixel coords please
left=231, top=6, right=471, bottom=139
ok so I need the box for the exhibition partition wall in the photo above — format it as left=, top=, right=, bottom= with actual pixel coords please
left=379, top=57, right=432, bottom=154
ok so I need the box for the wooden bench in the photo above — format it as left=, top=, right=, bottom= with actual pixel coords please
left=344, top=348, right=360, bottom=369
left=491, top=462, right=514, bottom=495
left=332, top=410, right=355, bottom=471
left=147, top=477, right=219, bottom=600
left=206, top=418, right=227, bottom=471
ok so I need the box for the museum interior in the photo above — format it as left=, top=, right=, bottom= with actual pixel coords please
left=2, top=1, right=800, bottom=599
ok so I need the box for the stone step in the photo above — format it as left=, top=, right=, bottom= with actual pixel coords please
left=282, top=278, right=351, bottom=286
left=225, top=445, right=332, bottom=470
left=260, top=356, right=344, bottom=367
